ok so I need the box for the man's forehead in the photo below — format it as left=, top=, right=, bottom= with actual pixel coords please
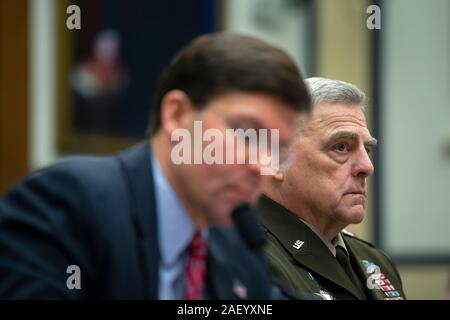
left=303, top=103, right=375, bottom=142
left=312, top=104, right=367, bottom=129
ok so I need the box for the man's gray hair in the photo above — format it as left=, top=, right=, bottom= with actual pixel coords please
left=305, top=77, right=366, bottom=108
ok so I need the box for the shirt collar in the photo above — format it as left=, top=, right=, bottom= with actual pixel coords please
left=151, top=154, right=196, bottom=267
left=300, top=219, right=348, bottom=257
left=332, top=232, right=347, bottom=256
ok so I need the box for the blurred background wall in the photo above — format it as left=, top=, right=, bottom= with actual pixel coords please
left=0, top=0, right=449, bottom=299
left=0, top=0, right=29, bottom=193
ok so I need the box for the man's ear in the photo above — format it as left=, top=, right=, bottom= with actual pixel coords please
left=261, top=169, right=284, bottom=202
left=160, top=90, right=195, bottom=136
left=273, top=152, right=296, bottom=183
left=272, top=169, right=284, bottom=182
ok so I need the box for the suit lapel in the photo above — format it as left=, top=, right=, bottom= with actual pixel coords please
left=206, top=241, right=234, bottom=299
left=116, top=142, right=159, bottom=299
left=258, top=195, right=366, bottom=300
left=206, top=227, right=248, bottom=300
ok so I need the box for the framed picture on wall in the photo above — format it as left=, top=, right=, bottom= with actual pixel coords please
left=57, top=0, right=218, bottom=154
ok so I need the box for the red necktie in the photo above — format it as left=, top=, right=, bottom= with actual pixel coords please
left=184, top=232, right=207, bottom=300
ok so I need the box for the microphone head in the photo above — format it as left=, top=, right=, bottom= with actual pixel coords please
left=231, top=204, right=266, bottom=251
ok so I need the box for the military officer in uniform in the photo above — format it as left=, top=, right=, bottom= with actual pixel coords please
left=258, top=77, right=406, bottom=300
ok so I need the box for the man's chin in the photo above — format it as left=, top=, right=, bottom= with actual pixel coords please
left=338, top=206, right=365, bottom=225
left=348, top=207, right=365, bottom=224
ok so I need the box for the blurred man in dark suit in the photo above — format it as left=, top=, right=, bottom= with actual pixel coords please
left=0, top=33, right=310, bottom=299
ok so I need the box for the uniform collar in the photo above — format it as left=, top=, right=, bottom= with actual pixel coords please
left=300, top=219, right=347, bottom=257
left=257, top=195, right=366, bottom=300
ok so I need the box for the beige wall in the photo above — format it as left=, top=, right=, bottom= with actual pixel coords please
left=315, top=0, right=373, bottom=241
left=399, top=265, right=449, bottom=300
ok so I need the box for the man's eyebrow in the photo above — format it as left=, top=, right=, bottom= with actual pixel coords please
left=328, top=131, right=358, bottom=142
left=365, top=137, right=378, bottom=149
left=327, top=131, right=378, bottom=148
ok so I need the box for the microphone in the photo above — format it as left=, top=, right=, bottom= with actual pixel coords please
left=231, top=204, right=266, bottom=251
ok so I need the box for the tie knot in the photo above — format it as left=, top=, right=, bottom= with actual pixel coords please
left=335, top=245, right=349, bottom=266
left=188, top=232, right=207, bottom=256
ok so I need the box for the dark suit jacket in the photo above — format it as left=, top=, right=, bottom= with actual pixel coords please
left=0, top=142, right=274, bottom=299
left=257, top=196, right=406, bottom=300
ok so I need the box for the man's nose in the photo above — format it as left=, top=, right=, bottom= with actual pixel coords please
left=352, top=146, right=374, bottom=178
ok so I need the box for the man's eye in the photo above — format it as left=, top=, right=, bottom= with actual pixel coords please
left=228, top=119, right=252, bottom=131
left=333, top=143, right=348, bottom=153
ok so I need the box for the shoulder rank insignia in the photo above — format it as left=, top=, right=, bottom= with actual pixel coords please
left=315, top=290, right=335, bottom=300
left=342, top=229, right=354, bottom=236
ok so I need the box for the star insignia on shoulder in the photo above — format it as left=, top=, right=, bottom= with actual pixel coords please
left=341, top=229, right=354, bottom=236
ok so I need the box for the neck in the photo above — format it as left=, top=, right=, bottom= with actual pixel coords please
left=150, top=135, right=207, bottom=230
left=298, top=214, right=345, bottom=242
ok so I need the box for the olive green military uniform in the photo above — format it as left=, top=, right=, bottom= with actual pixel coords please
left=257, top=196, right=406, bottom=300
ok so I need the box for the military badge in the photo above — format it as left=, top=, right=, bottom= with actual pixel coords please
left=315, top=289, right=335, bottom=300
left=362, top=260, right=403, bottom=299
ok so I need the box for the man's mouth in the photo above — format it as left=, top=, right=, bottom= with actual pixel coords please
left=228, top=186, right=258, bottom=204
left=344, top=189, right=366, bottom=197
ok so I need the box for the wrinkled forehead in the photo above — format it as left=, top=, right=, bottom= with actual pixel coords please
left=309, top=103, right=372, bottom=137
left=314, top=102, right=366, bottom=125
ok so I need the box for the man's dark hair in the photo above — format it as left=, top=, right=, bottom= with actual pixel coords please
left=148, top=32, right=311, bottom=135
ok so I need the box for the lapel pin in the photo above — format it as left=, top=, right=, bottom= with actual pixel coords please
left=232, top=279, right=247, bottom=299
left=292, top=240, right=304, bottom=250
